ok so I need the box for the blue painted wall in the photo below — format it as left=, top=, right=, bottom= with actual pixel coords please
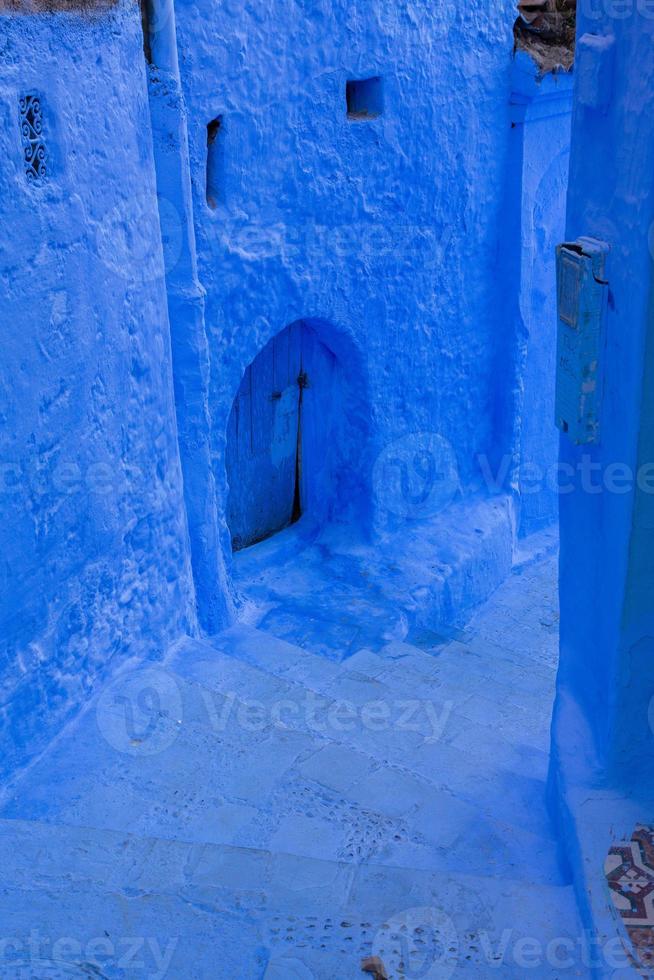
left=545, top=15, right=654, bottom=956
left=511, top=56, right=572, bottom=536
left=551, top=13, right=654, bottom=788
left=173, top=0, right=524, bottom=554
left=0, top=0, right=572, bottom=781
left=0, top=4, right=196, bottom=779
left=144, top=3, right=234, bottom=635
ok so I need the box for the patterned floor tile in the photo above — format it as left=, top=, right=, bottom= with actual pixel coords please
left=606, top=824, right=654, bottom=972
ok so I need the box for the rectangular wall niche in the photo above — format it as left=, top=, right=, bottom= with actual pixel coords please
left=346, top=76, right=383, bottom=119
left=206, top=115, right=223, bottom=209
left=19, top=93, right=47, bottom=184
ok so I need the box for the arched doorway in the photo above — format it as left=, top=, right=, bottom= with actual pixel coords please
left=225, top=320, right=337, bottom=550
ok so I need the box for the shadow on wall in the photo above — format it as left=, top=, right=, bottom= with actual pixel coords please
left=518, top=146, right=570, bottom=535
left=224, top=318, right=372, bottom=552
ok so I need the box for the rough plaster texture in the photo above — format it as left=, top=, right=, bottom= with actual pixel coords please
left=0, top=0, right=572, bottom=856
left=0, top=4, right=196, bottom=779
left=548, top=9, right=654, bottom=975
left=145, top=22, right=234, bottom=634
left=511, top=55, right=572, bottom=534
left=552, top=14, right=654, bottom=782
left=0, top=0, right=591, bottom=973
left=174, top=0, right=519, bottom=539
left=0, top=541, right=589, bottom=978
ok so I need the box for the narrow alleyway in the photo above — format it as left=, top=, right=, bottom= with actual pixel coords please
left=0, top=532, right=587, bottom=978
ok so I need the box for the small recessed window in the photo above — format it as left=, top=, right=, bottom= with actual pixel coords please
left=206, top=115, right=223, bottom=209
left=346, top=76, right=383, bottom=119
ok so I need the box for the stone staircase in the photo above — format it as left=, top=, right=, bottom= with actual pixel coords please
left=0, top=547, right=590, bottom=977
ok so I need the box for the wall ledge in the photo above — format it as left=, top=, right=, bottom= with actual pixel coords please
left=511, top=50, right=574, bottom=122
left=549, top=691, right=647, bottom=978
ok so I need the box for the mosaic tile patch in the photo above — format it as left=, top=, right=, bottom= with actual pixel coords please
left=606, top=824, right=654, bottom=972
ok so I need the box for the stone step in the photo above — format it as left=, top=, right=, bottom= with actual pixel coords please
left=170, top=635, right=558, bottom=832
left=232, top=496, right=516, bottom=652
left=0, top=817, right=586, bottom=979
left=0, top=649, right=564, bottom=885
left=2, top=664, right=561, bottom=882
left=210, top=617, right=556, bottom=714
left=203, top=625, right=554, bottom=758
left=182, top=630, right=557, bottom=827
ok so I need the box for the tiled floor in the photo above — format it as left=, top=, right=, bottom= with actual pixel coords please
left=0, top=528, right=590, bottom=977
left=607, top=825, right=654, bottom=974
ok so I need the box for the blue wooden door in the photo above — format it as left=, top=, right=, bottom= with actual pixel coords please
left=226, top=323, right=303, bottom=550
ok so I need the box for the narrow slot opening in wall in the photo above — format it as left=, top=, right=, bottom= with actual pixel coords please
left=140, top=0, right=153, bottom=63
left=291, top=371, right=308, bottom=526
left=346, top=76, right=383, bottom=119
left=206, top=115, right=223, bottom=210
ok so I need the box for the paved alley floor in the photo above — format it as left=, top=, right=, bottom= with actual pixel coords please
left=0, top=534, right=591, bottom=978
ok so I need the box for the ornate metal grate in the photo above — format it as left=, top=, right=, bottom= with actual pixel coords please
left=19, top=93, right=47, bottom=184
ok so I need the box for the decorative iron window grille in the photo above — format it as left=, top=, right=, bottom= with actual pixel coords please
left=19, top=93, right=47, bottom=184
